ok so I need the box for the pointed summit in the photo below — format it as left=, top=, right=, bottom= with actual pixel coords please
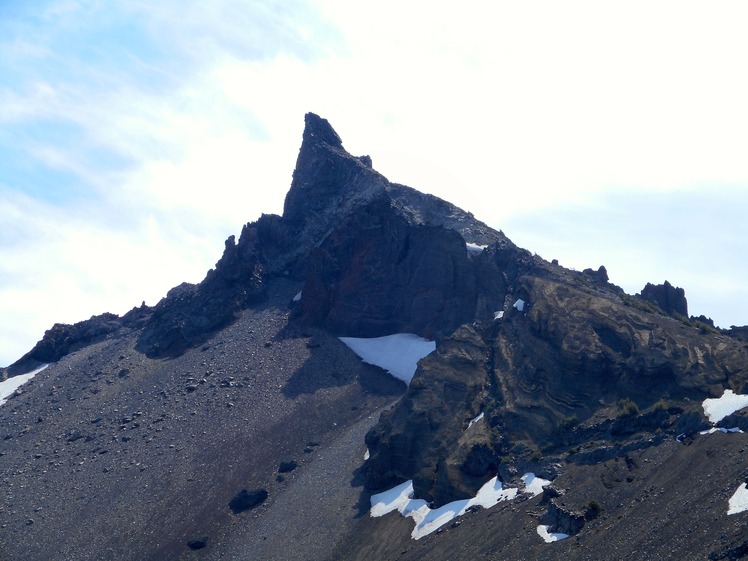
left=282, top=113, right=387, bottom=231
left=301, top=112, right=343, bottom=149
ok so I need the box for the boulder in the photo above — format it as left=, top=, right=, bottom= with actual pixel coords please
left=228, top=488, right=268, bottom=514
left=187, top=537, right=208, bottom=550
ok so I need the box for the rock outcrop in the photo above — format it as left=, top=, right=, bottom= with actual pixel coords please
left=135, top=112, right=517, bottom=355
left=364, top=270, right=748, bottom=504
left=5, top=113, right=748, bottom=561
left=6, top=306, right=151, bottom=376
left=640, top=280, right=688, bottom=317
left=365, top=325, right=503, bottom=504
left=540, top=499, right=587, bottom=536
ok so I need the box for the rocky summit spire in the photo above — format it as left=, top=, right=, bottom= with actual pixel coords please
left=282, top=112, right=387, bottom=233
left=301, top=112, right=343, bottom=149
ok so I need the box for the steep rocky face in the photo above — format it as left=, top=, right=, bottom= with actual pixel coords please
left=640, top=280, right=688, bottom=317
left=365, top=325, right=501, bottom=505
left=364, top=269, right=748, bottom=505
left=283, top=113, right=387, bottom=236
left=135, top=225, right=268, bottom=357
left=495, top=276, right=748, bottom=436
left=295, top=198, right=478, bottom=339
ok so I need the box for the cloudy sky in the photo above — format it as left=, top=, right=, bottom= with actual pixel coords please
left=2, top=0, right=747, bottom=366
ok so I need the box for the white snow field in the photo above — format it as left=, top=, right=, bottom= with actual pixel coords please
left=702, top=389, right=748, bottom=423
left=0, top=364, right=49, bottom=407
left=339, top=333, right=436, bottom=384
left=728, top=483, right=748, bottom=515
left=370, top=472, right=552, bottom=540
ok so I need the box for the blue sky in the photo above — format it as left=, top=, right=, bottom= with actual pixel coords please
left=2, top=0, right=748, bottom=366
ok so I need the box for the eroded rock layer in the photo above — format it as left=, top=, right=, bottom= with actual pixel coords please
left=4, top=114, right=748, bottom=561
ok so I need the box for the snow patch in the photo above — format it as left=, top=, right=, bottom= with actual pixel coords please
left=0, top=364, right=49, bottom=407
left=493, top=310, right=504, bottom=320
left=729, top=483, right=748, bottom=515
left=466, top=243, right=487, bottom=253
left=370, top=480, right=414, bottom=517
left=521, top=473, right=551, bottom=498
left=513, top=299, right=525, bottom=312
left=364, top=448, right=370, bottom=461
left=467, top=412, right=484, bottom=429
left=537, top=524, right=569, bottom=543
left=339, top=334, right=435, bottom=384
left=699, top=427, right=743, bottom=435
left=292, top=291, right=302, bottom=302
left=702, top=390, right=748, bottom=423
left=371, top=475, right=535, bottom=540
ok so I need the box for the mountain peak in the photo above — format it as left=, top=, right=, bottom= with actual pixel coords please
left=282, top=113, right=385, bottom=230
left=302, top=112, right=343, bottom=149
left=5, top=114, right=748, bottom=561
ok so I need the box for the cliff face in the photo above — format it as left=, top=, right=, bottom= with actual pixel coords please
left=4, top=114, right=748, bottom=561
left=364, top=265, right=748, bottom=505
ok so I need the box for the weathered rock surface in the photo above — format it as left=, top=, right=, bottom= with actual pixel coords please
left=540, top=499, right=586, bottom=536
left=4, top=113, right=748, bottom=561
left=6, top=306, right=151, bottom=376
left=364, top=269, right=748, bottom=505
left=365, top=325, right=502, bottom=504
left=640, top=280, right=688, bottom=317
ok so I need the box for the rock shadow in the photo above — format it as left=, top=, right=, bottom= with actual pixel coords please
left=350, top=464, right=373, bottom=519
left=282, top=330, right=406, bottom=398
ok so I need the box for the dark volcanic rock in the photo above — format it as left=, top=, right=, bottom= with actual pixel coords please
left=187, top=537, right=208, bottom=550
left=282, top=113, right=387, bottom=240
left=541, top=499, right=586, bottom=536
left=134, top=112, right=511, bottom=357
left=228, top=488, right=269, bottom=514
left=6, top=113, right=748, bottom=561
left=366, top=273, right=748, bottom=505
left=365, top=325, right=504, bottom=504
left=136, top=227, right=268, bottom=357
left=278, top=460, right=298, bottom=473
left=283, top=113, right=518, bottom=339
left=640, top=280, right=688, bottom=317
left=296, top=198, right=479, bottom=339
left=582, top=265, right=609, bottom=284
left=709, top=539, right=748, bottom=561
left=674, top=410, right=711, bottom=436
left=6, top=308, right=150, bottom=375
left=727, top=325, right=748, bottom=342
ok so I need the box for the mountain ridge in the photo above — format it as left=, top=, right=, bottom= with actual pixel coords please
left=2, top=113, right=748, bottom=560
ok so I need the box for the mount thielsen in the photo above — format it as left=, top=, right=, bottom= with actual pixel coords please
left=2, top=114, right=748, bottom=561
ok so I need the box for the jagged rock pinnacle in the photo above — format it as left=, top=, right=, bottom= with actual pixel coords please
left=302, top=112, right=343, bottom=149
left=282, top=112, right=387, bottom=233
